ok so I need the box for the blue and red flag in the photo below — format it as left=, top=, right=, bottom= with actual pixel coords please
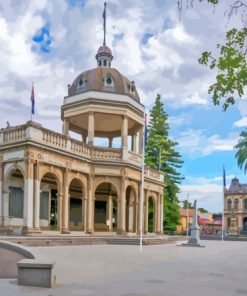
left=31, top=83, right=35, bottom=115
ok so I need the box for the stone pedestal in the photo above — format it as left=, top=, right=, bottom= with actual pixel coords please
left=17, top=259, right=55, bottom=288
left=179, top=200, right=204, bottom=248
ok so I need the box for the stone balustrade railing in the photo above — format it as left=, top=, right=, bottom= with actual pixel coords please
left=128, top=151, right=142, bottom=166
left=0, top=121, right=163, bottom=183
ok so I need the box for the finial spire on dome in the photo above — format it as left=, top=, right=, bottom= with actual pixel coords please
left=103, top=2, right=106, bottom=45
left=96, top=2, right=113, bottom=68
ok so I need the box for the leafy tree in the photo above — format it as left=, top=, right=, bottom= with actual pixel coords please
left=182, top=200, right=193, bottom=209
left=178, top=0, right=247, bottom=110
left=198, top=207, right=208, bottom=213
left=145, top=94, right=184, bottom=232
left=235, top=129, right=247, bottom=173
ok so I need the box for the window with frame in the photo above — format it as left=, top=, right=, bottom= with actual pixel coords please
left=9, top=187, right=24, bottom=218
left=40, top=192, right=49, bottom=220
left=244, top=199, right=247, bottom=209
left=228, top=199, right=232, bottom=210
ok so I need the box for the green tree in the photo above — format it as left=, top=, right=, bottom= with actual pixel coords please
left=178, top=0, right=247, bottom=111
left=182, top=200, right=193, bottom=209
left=145, top=94, right=184, bottom=233
left=198, top=207, right=208, bottom=213
left=235, top=129, right=247, bottom=173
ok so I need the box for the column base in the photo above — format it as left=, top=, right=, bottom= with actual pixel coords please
left=117, top=229, right=126, bottom=235
left=60, top=228, right=71, bottom=234
left=86, top=229, right=94, bottom=234
left=22, top=227, right=38, bottom=234
left=32, top=227, right=42, bottom=233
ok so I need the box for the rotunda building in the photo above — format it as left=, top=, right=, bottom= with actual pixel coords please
left=0, top=42, right=164, bottom=235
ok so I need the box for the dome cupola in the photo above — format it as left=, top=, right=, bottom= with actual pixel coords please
left=96, top=44, right=113, bottom=68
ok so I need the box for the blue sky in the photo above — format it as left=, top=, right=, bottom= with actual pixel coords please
left=0, top=0, right=246, bottom=212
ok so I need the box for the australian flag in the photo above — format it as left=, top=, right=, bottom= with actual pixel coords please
left=31, top=83, right=35, bottom=115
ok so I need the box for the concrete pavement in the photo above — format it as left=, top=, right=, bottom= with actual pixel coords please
left=0, top=240, right=247, bottom=295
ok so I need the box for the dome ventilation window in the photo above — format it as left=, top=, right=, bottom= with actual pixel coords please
left=76, top=76, right=86, bottom=91
left=104, top=74, right=115, bottom=88
left=128, top=81, right=136, bottom=93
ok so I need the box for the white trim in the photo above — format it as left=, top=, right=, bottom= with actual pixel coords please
left=63, top=91, right=144, bottom=113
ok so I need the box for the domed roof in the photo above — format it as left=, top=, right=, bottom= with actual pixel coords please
left=96, top=45, right=113, bottom=60
left=67, top=67, right=140, bottom=102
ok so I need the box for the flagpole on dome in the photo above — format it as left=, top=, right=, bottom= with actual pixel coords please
left=222, top=165, right=226, bottom=241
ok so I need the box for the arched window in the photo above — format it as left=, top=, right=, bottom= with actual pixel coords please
left=234, top=199, right=239, bottom=210
left=228, top=199, right=232, bottom=210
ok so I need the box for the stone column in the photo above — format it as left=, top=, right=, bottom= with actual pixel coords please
left=138, top=127, right=143, bottom=154
left=160, top=194, right=164, bottom=234
left=120, top=179, right=126, bottom=234
left=61, top=170, right=70, bottom=234
left=63, top=119, right=69, bottom=136
left=131, top=133, right=137, bottom=153
left=3, top=190, right=10, bottom=226
left=57, top=193, right=62, bottom=231
left=23, top=159, right=34, bottom=233
left=121, top=115, right=128, bottom=160
left=86, top=176, right=94, bottom=233
left=145, top=195, right=149, bottom=233
left=33, top=162, right=41, bottom=231
left=108, top=195, right=113, bottom=231
left=83, top=197, right=87, bottom=231
left=109, top=137, right=113, bottom=148
left=155, top=197, right=160, bottom=233
left=88, top=112, right=95, bottom=146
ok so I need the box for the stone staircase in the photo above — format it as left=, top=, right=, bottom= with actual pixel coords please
left=0, top=235, right=186, bottom=247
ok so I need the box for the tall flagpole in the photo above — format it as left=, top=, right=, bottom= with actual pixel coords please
left=139, top=112, right=146, bottom=252
left=186, top=193, right=189, bottom=237
left=222, top=166, right=226, bottom=241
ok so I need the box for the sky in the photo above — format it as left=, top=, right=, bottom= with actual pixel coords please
left=0, top=0, right=246, bottom=212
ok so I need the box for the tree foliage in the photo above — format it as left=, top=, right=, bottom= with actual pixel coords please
left=145, top=94, right=184, bottom=232
left=235, top=129, right=247, bottom=173
left=178, top=0, right=247, bottom=110
left=182, top=200, right=193, bottom=209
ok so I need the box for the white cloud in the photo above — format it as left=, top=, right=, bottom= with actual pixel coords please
left=234, top=117, right=247, bottom=127
left=177, top=129, right=239, bottom=158
left=183, top=92, right=208, bottom=105
left=179, top=183, right=223, bottom=212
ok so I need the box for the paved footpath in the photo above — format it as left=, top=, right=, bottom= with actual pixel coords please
left=1, top=240, right=247, bottom=296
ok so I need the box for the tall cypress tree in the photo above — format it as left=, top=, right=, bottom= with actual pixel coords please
left=145, top=94, right=183, bottom=233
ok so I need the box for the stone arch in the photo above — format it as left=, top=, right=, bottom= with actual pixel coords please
left=40, top=171, right=62, bottom=230
left=93, top=178, right=120, bottom=198
left=68, top=173, right=87, bottom=195
left=125, top=184, right=138, bottom=233
left=3, top=166, right=25, bottom=225
left=94, top=181, right=119, bottom=232
left=68, top=178, right=85, bottom=231
left=4, top=163, right=25, bottom=187
left=147, top=193, right=157, bottom=233
left=39, top=167, right=62, bottom=194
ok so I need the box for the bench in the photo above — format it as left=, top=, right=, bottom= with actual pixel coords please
left=17, top=259, right=55, bottom=288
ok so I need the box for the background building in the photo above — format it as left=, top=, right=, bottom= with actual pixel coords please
left=224, top=177, right=247, bottom=235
